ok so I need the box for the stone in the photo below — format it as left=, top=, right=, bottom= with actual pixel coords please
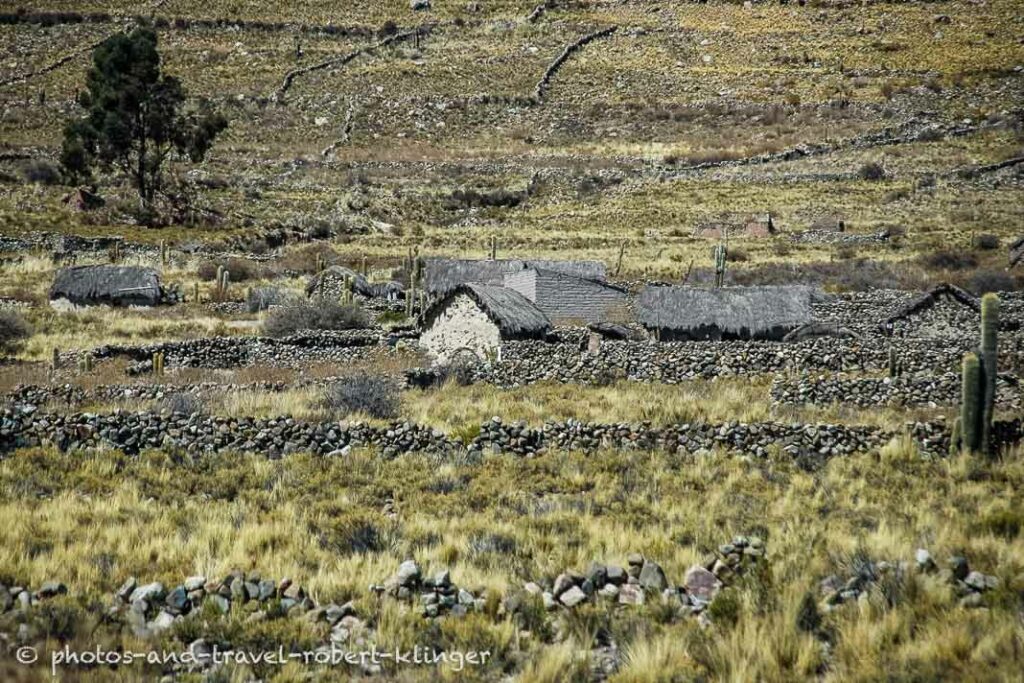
left=129, top=582, right=165, bottom=605
left=559, top=586, right=588, bottom=608
left=598, top=584, right=619, bottom=599
left=605, top=565, right=626, bottom=585
left=165, top=587, right=189, bottom=613
left=184, top=576, right=207, bottom=592
left=433, top=570, right=451, bottom=588
left=0, top=586, right=11, bottom=612
left=963, top=571, right=992, bottom=592
left=523, top=582, right=543, bottom=595
left=36, top=581, right=68, bottom=599
left=553, top=573, right=576, bottom=597
left=210, top=595, right=230, bottom=614
left=684, top=566, right=721, bottom=603
left=949, top=556, right=969, bottom=581
left=116, top=577, right=137, bottom=602
left=396, top=560, right=421, bottom=587
left=915, top=549, right=937, bottom=572
left=585, top=562, right=608, bottom=586
left=542, top=592, right=556, bottom=610
left=618, top=584, right=645, bottom=606
left=149, top=610, right=176, bottom=633
left=410, top=0, right=431, bottom=10
left=638, top=561, right=668, bottom=592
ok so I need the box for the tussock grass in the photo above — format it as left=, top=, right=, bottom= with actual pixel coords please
left=0, top=443, right=1021, bottom=680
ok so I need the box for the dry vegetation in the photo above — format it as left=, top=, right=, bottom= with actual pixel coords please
left=0, top=0, right=1023, bottom=680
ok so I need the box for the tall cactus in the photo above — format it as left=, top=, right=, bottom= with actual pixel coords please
left=960, top=352, right=982, bottom=453
left=713, top=242, right=727, bottom=288
left=979, top=293, right=999, bottom=454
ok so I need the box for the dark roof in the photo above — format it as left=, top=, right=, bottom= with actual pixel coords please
left=50, top=265, right=161, bottom=307
left=422, top=258, right=606, bottom=295
left=882, top=283, right=979, bottom=325
left=782, top=322, right=861, bottom=342
left=422, top=284, right=551, bottom=338
left=522, top=267, right=629, bottom=293
left=635, top=285, right=814, bottom=335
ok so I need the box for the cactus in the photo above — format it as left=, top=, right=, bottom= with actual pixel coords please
left=614, top=239, right=626, bottom=277
left=192, top=282, right=200, bottom=303
left=713, top=242, right=727, bottom=288
left=979, top=293, right=999, bottom=454
left=888, top=345, right=900, bottom=378
left=316, top=253, right=325, bottom=273
left=361, top=255, right=368, bottom=276
left=160, top=239, right=168, bottom=266
left=949, top=416, right=962, bottom=457
left=153, top=351, right=165, bottom=377
left=213, top=268, right=230, bottom=302
left=109, top=242, right=121, bottom=263
left=51, top=347, right=60, bottom=371
left=489, top=235, right=497, bottom=260
left=960, top=352, right=982, bottom=453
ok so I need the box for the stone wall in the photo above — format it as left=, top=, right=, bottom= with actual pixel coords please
left=771, top=373, right=1022, bottom=410
left=7, top=409, right=1007, bottom=459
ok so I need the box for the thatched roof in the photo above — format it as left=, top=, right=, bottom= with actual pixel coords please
left=422, top=258, right=606, bottom=295
left=50, top=265, right=161, bottom=307
left=423, top=284, right=551, bottom=338
left=882, top=283, right=979, bottom=326
left=636, top=285, right=814, bottom=338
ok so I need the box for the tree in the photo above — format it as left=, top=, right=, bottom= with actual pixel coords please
left=60, top=26, right=227, bottom=218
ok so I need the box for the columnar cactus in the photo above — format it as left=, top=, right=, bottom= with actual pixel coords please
left=489, top=236, right=497, bottom=260
left=960, top=352, right=982, bottom=453
left=51, top=347, right=60, bottom=371
left=888, top=345, right=901, bottom=378
left=192, top=282, right=200, bottom=303
left=160, top=239, right=168, bottom=266
left=153, top=351, right=165, bottom=377
left=980, top=293, right=999, bottom=453
left=713, top=242, right=727, bottom=288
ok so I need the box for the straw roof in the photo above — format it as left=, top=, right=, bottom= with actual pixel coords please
left=422, top=284, right=551, bottom=338
left=422, top=258, right=606, bottom=295
left=636, top=285, right=814, bottom=339
left=782, top=322, right=861, bottom=342
left=882, top=283, right=978, bottom=326
left=50, top=265, right=162, bottom=307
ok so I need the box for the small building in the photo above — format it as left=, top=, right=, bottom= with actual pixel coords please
left=502, top=268, right=632, bottom=325
left=880, top=283, right=980, bottom=338
left=419, top=283, right=551, bottom=362
left=49, top=265, right=162, bottom=308
left=306, top=266, right=404, bottom=300
left=422, top=258, right=607, bottom=297
left=694, top=213, right=778, bottom=240
left=636, top=285, right=814, bottom=341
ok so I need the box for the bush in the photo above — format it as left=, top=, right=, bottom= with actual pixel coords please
left=919, top=250, right=977, bottom=271
left=0, top=310, right=33, bottom=353
left=968, top=270, right=1017, bottom=294
left=972, top=233, right=1000, bottom=250
left=20, top=160, right=62, bottom=185
left=262, top=301, right=369, bottom=337
left=321, top=374, right=400, bottom=420
left=857, top=162, right=886, bottom=181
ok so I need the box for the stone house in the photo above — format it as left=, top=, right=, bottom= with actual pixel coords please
left=419, top=283, right=551, bottom=362
left=502, top=268, right=632, bottom=325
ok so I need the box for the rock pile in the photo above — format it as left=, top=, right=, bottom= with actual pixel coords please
left=0, top=580, right=68, bottom=613
left=371, top=561, right=484, bottom=618
left=516, top=537, right=766, bottom=623
left=820, top=550, right=1000, bottom=611
left=111, top=572, right=365, bottom=640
